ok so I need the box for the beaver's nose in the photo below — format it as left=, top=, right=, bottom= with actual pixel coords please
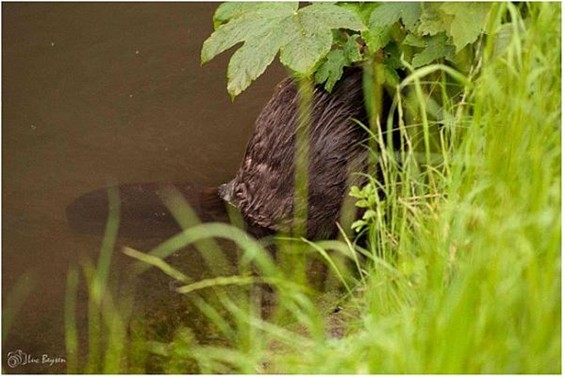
left=218, top=181, right=237, bottom=206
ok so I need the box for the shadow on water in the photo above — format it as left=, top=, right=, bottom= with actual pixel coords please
left=2, top=3, right=286, bottom=373
left=66, top=183, right=228, bottom=239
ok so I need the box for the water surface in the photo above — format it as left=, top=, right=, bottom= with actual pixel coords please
left=2, top=3, right=286, bottom=372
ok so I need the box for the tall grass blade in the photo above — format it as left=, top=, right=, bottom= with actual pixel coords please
left=157, top=185, right=234, bottom=277
left=64, top=265, right=79, bottom=373
left=2, top=271, right=36, bottom=347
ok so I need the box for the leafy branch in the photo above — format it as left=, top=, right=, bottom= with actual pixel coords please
left=201, top=2, right=366, bottom=98
left=202, top=2, right=496, bottom=98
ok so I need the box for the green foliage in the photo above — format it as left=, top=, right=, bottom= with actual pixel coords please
left=201, top=2, right=366, bottom=98
left=370, top=2, right=422, bottom=31
left=409, top=33, right=455, bottom=68
left=202, top=2, right=494, bottom=97
left=349, top=184, right=379, bottom=233
left=440, top=2, right=492, bottom=52
left=363, top=2, right=421, bottom=54
left=314, top=34, right=363, bottom=92
left=362, top=2, right=491, bottom=67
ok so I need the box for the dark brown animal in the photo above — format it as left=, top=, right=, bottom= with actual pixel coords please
left=67, top=68, right=382, bottom=240
left=219, top=67, right=368, bottom=239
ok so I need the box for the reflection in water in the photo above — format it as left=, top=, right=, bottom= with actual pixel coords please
left=2, top=3, right=286, bottom=373
left=66, top=183, right=228, bottom=239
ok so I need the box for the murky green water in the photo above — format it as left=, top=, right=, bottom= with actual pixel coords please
left=2, top=3, right=286, bottom=372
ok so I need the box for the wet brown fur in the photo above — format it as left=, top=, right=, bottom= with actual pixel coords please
left=221, top=67, right=369, bottom=239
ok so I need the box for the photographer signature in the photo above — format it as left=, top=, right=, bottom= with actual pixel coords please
left=6, top=349, right=65, bottom=368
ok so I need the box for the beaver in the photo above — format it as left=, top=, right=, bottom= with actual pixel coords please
left=67, top=67, right=390, bottom=241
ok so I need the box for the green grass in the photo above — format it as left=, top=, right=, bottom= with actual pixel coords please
left=57, top=2, right=560, bottom=374
left=267, top=3, right=561, bottom=373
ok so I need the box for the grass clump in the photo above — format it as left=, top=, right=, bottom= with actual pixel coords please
left=267, top=2, right=561, bottom=374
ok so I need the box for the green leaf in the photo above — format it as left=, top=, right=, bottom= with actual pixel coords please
left=338, top=2, right=380, bottom=25
left=362, top=25, right=392, bottom=54
left=279, top=4, right=367, bottom=74
left=383, top=42, right=403, bottom=69
left=213, top=2, right=276, bottom=27
left=412, top=33, right=456, bottom=68
left=315, top=50, right=349, bottom=92
left=351, top=220, right=367, bottom=232
left=404, top=33, right=427, bottom=48
left=418, top=3, right=452, bottom=37
left=343, top=34, right=363, bottom=62
left=363, top=2, right=422, bottom=54
left=491, top=23, right=518, bottom=58
left=314, top=34, right=362, bottom=92
left=369, top=2, right=422, bottom=31
left=349, top=185, right=363, bottom=198
left=227, top=27, right=287, bottom=99
left=202, top=2, right=366, bottom=98
left=362, top=210, right=377, bottom=220
left=415, top=3, right=492, bottom=54
left=383, top=65, right=401, bottom=87
left=355, top=199, right=369, bottom=208
left=440, top=3, right=492, bottom=52
left=202, top=3, right=296, bottom=65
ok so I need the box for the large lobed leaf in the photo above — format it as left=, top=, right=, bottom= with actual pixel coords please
left=363, top=2, right=422, bottom=54
left=406, top=33, right=456, bottom=68
left=418, top=3, right=492, bottom=52
left=201, top=2, right=366, bottom=98
left=369, top=2, right=422, bottom=32
left=440, top=3, right=492, bottom=52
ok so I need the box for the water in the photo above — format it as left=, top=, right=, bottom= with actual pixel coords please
left=2, top=3, right=286, bottom=372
